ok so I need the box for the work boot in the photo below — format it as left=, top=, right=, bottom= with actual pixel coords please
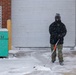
left=51, top=60, right=56, bottom=63
left=59, top=62, right=64, bottom=65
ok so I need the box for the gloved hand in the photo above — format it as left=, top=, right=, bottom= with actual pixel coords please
left=51, top=33, right=58, bottom=38
left=57, top=34, right=61, bottom=39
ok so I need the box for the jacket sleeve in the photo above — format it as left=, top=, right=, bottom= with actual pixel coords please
left=49, top=23, right=58, bottom=38
left=60, top=24, right=67, bottom=38
left=49, top=24, right=52, bottom=35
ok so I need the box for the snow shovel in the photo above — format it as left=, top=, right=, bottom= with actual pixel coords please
left=51, top=39, right=60, bottom=56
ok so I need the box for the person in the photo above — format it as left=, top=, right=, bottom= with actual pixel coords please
left=49, top=13, right=67, bottom=65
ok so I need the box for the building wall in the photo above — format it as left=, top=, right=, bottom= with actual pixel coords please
left=0, top=0, right=11, bottom=28
left=12, top=0, right=75, bottom=47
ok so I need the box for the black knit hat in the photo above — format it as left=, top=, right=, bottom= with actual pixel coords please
left=55, top=13, right=61, bottom=21
left=55, top=13, right=60, bottom=17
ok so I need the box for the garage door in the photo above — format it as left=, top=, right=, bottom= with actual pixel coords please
left=0, top=6, right=2, bottom=28
left=12, top=0, right=75, bottom=47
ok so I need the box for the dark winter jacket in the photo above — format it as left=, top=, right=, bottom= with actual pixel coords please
left=49, top=21, right=67, bottom=44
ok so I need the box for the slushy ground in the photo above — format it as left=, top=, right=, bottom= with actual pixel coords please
left=0, top=48, right=76, bottom=75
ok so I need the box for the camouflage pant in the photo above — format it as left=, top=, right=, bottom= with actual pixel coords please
left=51, top=44, right=63, bottom=62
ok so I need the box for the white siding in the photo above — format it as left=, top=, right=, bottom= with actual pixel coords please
left=12, top=0, right=75, bottom=47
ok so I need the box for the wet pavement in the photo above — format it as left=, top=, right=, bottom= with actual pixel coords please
left=7, top=49, right=76, bottom=75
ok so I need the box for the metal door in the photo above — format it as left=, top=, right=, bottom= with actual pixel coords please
left=12, top=0, right=75, bottom=47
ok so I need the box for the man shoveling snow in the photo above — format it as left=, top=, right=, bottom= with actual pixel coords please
left=49, top=13, right=67, bottom=65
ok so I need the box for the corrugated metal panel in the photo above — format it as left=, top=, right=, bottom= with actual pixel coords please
left=0, top=6, right=2, bottom=28
left=12, top=0, right=75, bottom=47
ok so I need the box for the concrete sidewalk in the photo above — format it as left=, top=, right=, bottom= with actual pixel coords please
left=8, top=49, right=76, bottom=75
